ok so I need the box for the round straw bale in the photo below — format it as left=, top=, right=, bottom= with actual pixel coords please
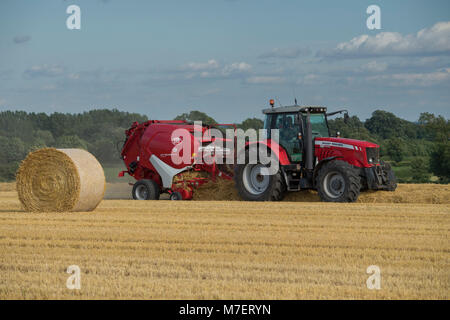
left=16, top=148, right=105, bottom=212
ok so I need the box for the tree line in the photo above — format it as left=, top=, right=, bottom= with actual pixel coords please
left=0, top=108, right=448, bottom=183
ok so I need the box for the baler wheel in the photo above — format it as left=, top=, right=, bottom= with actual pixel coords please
left=132, top=179, right=160, bottom=200
left=170, top=191, right=183, bottom=200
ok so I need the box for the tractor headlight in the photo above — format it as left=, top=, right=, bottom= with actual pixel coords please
left=366, top=147, right=379, bottom=164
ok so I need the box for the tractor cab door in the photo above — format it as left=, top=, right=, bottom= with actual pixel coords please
left=265, top=112, right=303, bottom=163
left=301, top=112, right=330, bottom=138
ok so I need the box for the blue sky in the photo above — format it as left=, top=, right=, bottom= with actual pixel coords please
left=0, top=0, right=449, bottom=122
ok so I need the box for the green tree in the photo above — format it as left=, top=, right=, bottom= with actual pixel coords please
left=0, top=137, right=26, bottom=182
left=0, top=136, right=26, bottom=163
left=239, top=118, right=264, bottom=131
left=0, top=163, right=19, bottom=182
left=410, top=157, right=430, bottom=183
left=48, top=112, right=75, bottom=137
left=34, top=130, right=55, bottom=146
left=385, top=138, right=405, bottom=163
left=418, top=112, right=449, bottom=143
left=328, top=115, right=378, bottom=142
left=26, top=130, right=55, bottom=151
left=174, top=110, right=217, bottom=125
left=429, top=142, right=450, bottom=183
left=90, top=138, right=118, bottom=163
left=55, top=135, right=88, bottom=149
left=365, top=110, right=418, bottom=140
left=0, top=111, right=35, bottom=142
left=27, top=138, right=48, bottom=152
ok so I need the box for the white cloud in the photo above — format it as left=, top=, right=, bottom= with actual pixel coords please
left=366, top=68, right=450, bottom=86
left=183, top=59, right=219, bottom=71
left=223, top=62, right=252, bottom=74
left=322, top=21, right=450, bottom=58
left=68, top=73, right=80, bottom=80
left=179, top=59, right=251, bottom=80
left=259, top=47, right=311, bottom=59
left=296, top=74, right=324, bottom=85
left=245, top=76, right=286, bottom=84
left=361, top=61, right=388, bottom=72
left=24, top=64, right=65, bottom=78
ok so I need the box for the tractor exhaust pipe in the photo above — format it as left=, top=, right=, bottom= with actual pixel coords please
left=305, top=110, right=314, bottom=172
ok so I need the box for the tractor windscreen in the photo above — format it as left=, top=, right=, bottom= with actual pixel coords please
left=304, top=113, right=329, bottom=137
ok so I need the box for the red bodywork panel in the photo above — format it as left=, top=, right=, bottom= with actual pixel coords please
left=245, top=139, right=291, bottom=165
left=258, top=137, right=378, bottom=168
left=314, top=137, right=378, bottom=168
left=122, top=121, right=202, bottom=181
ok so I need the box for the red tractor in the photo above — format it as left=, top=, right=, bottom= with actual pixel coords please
left=119, top=102, right=397, bottom=202
left=233, top=102, right=397, bottom=202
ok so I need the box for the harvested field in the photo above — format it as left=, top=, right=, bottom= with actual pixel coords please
left=194, top=180, right=450, bottom=204
left=0, top=182, right=448, bottom=299
left=3, top=180, right=449, bottom=204
left=104, top=180, right=450, bottom=204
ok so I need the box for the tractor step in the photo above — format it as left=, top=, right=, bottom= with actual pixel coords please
left=287, top=178, right=301, bottom=191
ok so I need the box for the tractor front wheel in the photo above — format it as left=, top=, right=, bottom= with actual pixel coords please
left=132, top=179, right=160, bottom=200
left=382, top=161, right=397, bottom=191
left=316, top=160, right=361, bottom=202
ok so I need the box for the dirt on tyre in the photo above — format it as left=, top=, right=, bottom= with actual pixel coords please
left=132, top=179, right=160, bottom=200
left=316, top=160, right=361, bottom=202
left=234, top=149, right=286, bottom=201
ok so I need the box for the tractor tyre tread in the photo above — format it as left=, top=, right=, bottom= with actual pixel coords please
left=234, top=149, right=286, bottom=202
left=316, top=160, right=361, bottom=203
left=382, top=161, right=397, bottom=191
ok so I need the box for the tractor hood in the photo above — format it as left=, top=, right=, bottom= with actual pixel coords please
left=315, top=137, right=379, bottom=149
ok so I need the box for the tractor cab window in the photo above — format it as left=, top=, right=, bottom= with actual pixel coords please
left=265, top=113, right=302, bottom=162
left=303, top=113, right=329, bottom=138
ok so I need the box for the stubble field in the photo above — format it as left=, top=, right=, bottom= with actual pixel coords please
left=0, top=182, right=448, bottom=299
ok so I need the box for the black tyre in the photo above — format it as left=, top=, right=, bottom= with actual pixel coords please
left=234, top=149, right=286, bottom=201
left=316, top=160, right=361, bottom=202
left=132, top=179, right=160, bottom=200
left=170, top=191, right=183, bottom=200
left=382, top=161, right=397, bottom=191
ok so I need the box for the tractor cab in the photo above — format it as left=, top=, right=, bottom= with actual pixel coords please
left=263, top=105, right=329, bottom=163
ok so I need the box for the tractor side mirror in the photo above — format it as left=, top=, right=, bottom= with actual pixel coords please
left=344, top=112, right=349, bottom=124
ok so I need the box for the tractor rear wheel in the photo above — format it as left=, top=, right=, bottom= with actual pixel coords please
left=316, top=160, right=361, bottom=202
left=132, top=179, right=160, bottom=200
left=234, top=150, right=285, bottom=201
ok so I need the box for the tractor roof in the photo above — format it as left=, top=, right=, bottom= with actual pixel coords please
left=262, top=105, right=327, bottom=114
